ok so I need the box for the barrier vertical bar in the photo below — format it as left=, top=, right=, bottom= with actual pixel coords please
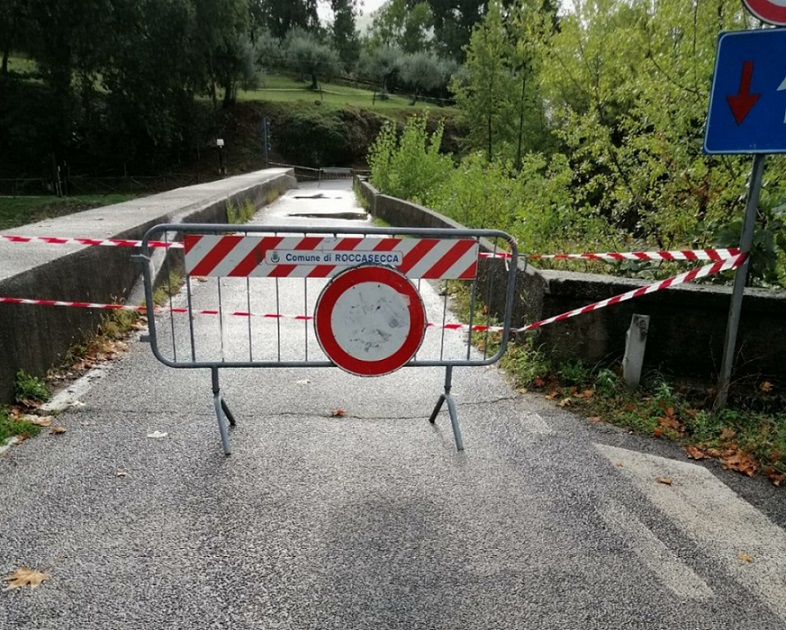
left=186, top=277, right=197, bottom=362
left=164, top=231, right=177, bottom=362
left=246, top=277, right=253, bottom=361
left=465, top=237, right=481, bottom=361
left=217, top=278, right=226, bottom=362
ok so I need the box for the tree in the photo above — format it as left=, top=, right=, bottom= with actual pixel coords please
left=0, top=0, right=25, bottom=80
left=286, top=30, right=340, bottom=90
left=331, top=0, right=361, bottom=72
left=450, top=0, right=515, bottom=161
left=397, top=52, right=444, bottom=104
left=249, top=0, right=319, bottom=40
left=425, top=0, right=487, bottom=61
left=361, top=45, right=402, bottom=97
left=367, top=0, right=433, bottom=53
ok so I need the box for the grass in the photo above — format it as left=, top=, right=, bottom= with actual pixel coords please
left=0, top=194, right=137, bottom=230
left=241, top=73, right=457, bottom=115
left=0, top=408, right=42, bottom=445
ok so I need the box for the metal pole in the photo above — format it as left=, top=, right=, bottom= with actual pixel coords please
left=714, top=153, right=766, bottom=410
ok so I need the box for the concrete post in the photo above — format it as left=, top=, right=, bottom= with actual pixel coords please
left=623, top=314, right=650, bottom=388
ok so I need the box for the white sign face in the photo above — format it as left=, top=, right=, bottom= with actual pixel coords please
left=330, top=281, right=411, bottom=361
left=266, top=250, right=404, bottom=267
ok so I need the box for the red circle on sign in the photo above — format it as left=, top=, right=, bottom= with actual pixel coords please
left=315, top=264, right=426, bottom=377
left=742, top=0, right=786, bottom=24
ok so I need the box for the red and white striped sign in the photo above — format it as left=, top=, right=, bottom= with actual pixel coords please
left=183, top=235, right=479, bottom=280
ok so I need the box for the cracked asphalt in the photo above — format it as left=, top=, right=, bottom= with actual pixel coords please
left=2, top=180, right=786, bottom=629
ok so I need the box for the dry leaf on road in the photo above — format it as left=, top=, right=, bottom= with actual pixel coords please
left=737, top=552, right=753, bottom=563
left=146, top=431, right=168, bottom=439
left=49, top=426, right=66, bottom=435
left=116, top=469, right=128, bottom=477
left=656, top=476, right=673, bottom=486
left=685, top=445, right=706, bottom=460
left=4, top=567, right=49, bottom=591
left=330, top=409, right=346, bottom=417
left=765, top=467, right=786, bottom=487
left=722, top=452, right=758, bottom=477
left=26, top=416, right=54, bottom=427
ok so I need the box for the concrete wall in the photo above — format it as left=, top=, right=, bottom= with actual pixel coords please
left=0, top=170, right=296, bottom=403
left=356, top=177, right=786, bottom=383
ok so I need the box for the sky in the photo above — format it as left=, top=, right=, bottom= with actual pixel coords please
left=318, top=0, right=388, bottom=29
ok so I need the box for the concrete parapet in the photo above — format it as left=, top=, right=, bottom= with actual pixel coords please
left=0, top=169, right=296, bottom=403
left=355, top=177, right=786, bottom=383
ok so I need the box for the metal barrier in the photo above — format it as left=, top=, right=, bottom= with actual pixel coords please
left=138, top=223, right=518, bottom=455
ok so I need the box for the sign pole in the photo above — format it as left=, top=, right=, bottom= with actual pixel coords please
left=714, top=153, right=766, bottom=410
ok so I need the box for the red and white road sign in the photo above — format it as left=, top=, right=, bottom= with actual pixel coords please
left=183, top=234, right=478, bottom=279
left=742, top=0, right=786, bottom=24
left=314, top=264, right=427, bottom=377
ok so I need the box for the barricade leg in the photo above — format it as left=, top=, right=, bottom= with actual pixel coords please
left=428, top=366, right=464, bottom=451
left=211, top=367, right=234, bottom=456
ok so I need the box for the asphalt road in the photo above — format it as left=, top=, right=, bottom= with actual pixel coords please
left=2, top=180, right=786, bottom=629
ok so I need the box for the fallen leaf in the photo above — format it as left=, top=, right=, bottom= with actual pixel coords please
left=19, top=399, right=43, bottom=409
left=656, top=476, right=673, bottom=486
left=587, top=416, right=601, bottom=424
left=558, top=398, right=572, bottom=407
left=330, top=409, right=346, bottom=417
left=582, top=389, right=595, bottom=399
left=545, top=391, right=559, bottom=400
left=653, top=427, right=664, bottom=438
left=13, top=433, right=30, bottom=445
left=146, top=431, right=168, bottom=439
left=685, top=445, right=706, bottom=460
left=25, top=415, right=54, bottom=427
left=759, top=381, right=774, bottom=393
left=737, top=552, right=753, bottom=563
left=532, top=377, right=545, bottom=388
left=722, top=452, right=759, bottom=477
left=116, top=469, right=128, bottom=478
left=624, top=403, right=636, bottom=412
left=49, top=426, right=66, bottom=435
left=615, top=461, right=624, bottom=468
left=4, top=567, right=50, bottom=591
left=658, top=416, right=683, bottom=432
left=764, top=467, right=786, bottom=487
left=706, top=448, right=723, bottom=458
left=70, top=401, right=86, bottom=409
left=720, top=427, right=737, bottom=442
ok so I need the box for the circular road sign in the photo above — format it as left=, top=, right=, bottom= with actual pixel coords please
left=314, top=264, right=427, bottom=377
left=742, top=0, right=786, bottom=25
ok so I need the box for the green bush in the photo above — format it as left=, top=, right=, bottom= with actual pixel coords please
left=368, top=113, right=453, bottom=205
left=15, top=370, right=50, bottom=404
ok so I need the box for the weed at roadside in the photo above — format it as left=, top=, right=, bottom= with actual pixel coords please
left=14, top=370, right=50, bottom=404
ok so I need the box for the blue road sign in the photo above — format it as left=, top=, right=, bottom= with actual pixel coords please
left=704, top=29, right=786, bottom=154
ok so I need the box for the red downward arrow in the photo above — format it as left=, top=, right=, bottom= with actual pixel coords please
left=726, top=60, right=760, bottom=126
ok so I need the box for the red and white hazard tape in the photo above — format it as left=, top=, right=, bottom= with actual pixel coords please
left=0, top=253, right=746, bottom=332
left=1, top=234, right=182, bottom=249
left=479, top=247, right=740, bottom=262
left=516, top=252, right=746, bottom=332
